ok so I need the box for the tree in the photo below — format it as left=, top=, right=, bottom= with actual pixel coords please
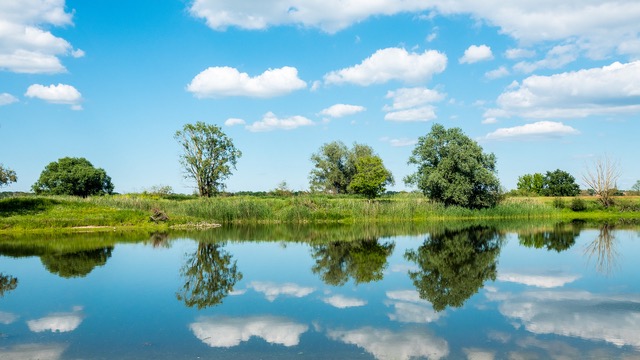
left=516, top=173, right=545, bottom=195
left=32, top=157, right=114, bottom=197
left=0, top=164, right=17, bottom=188
left=582, top=156, right=621, bottom=208
left=632, top=180, right=640, bottom=194
left=542, top=169, right=580, bottom=197
left=310, top=238, right=395, bottom=286
left=177, top=243, right=242, bottom=309
left=310, top=141, right=371, bottom=193
left=348, top=156, right=394, bottom=199
left=175, top=122, right=242, bottom=197
left=0, top=273, right=18, bottom=298
left=405, top=226, right=503, bottom=312
left=518, top=223, right=581, bottom=252
left=40, top=247, right=113, bottom=278
left=404, top=123, right=501, bottom=209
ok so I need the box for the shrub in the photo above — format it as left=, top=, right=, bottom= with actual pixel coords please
left=569, top=198, right=587, bottom=212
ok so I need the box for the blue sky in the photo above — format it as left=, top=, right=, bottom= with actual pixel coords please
left=1, top=0, right=639, bottom=194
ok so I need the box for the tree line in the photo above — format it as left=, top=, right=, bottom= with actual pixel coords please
left=2, top=122, right=639, bottom=209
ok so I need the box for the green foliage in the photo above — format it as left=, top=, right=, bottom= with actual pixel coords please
left=0, top=164, right=17, bottom=188
left=543, top=169, right=580, bottom=197
left=516, top=173, right=545, bottom=195
left=175, top=122, right=242, bottom=197
left=518, top=223, right=582, bottom=252
left=570, top=198, right=587, bottom=212
left=40, top=247, right=113, bottom=278
left=309, top=141, right=391, bottom=195
left=176, top=243, right=242, bottom=309
left=310, top=238, right=395, bottom=286
left=0, top=273, right=18, bottom=297
left=348, top=156, right=394, bottom=199
left=405, top=123, right=502, bottom=209
left=405, top=226, right=504, bottom=312
left=32, top=157, right=114, bottom=197
left=552, top=197, right=565, bottom=209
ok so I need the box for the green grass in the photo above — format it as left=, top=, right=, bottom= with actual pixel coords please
left=1, top=193, right=640, bottom=233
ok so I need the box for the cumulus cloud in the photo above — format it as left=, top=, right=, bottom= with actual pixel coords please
left=385, top=87, right=445, bottom=111
left=224, top=118, right=246, bottom=126
left=327, top=326, right=449, bottom=360
left=464, top=348, right=495, bottom=360
left=497, top=272, right=580, bottom=288
left=0, top=311, right=18, bottom=324
left=0, top=93, right=18, bottom=106
left=0, top=344, right=66, bottom=360
left=0, top=0, right=82, bottom=73
left=505, top=48, right=536, bottom=60
left=322, top=294, right=367, bottom=308
left=245, top=112, right=314, bottom=132
left=385, top=290, right=444, bottom=324
left=248, top=281, right=315, bottom=301
left=459, top=45, right=494, bottom=64
left=324, top=48, right=447, bottom=86
left=380, top=137, right=418, bottom=147
left=319, top=104, right=366, bottom=118
left=190, top=316, right=308, bottom=347
left=485, top=61, right=640, bottom=120
left=187, top=66, right=306, bottom=98
left=485, top=121, right=579, bottom=141
left=27, top=308, right=83, bottom=333
left=25, top=83, right=83, bottom=110
left=513, top=45, right=579, bottom=73
left=494, top=290, right=640, bottom=349
left=485, top=66, right=509, bottom=80
left=385, top=106, right=437, bottom=122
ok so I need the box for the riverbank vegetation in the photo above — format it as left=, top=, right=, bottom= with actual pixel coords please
left=2, top=192, right=640, bottom=233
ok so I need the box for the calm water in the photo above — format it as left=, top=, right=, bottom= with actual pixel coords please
left=1, top=223, right=639, bottom=359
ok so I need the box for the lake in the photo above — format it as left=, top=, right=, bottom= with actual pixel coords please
left=1, top=221, right=639, bottom=359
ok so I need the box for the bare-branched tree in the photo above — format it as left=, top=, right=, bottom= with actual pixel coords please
left=582, top=155, right=621, bottom=208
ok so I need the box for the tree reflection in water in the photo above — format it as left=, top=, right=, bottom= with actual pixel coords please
left=585, top=223, right=618, bottom=275
left=177, top=242, right=242, bottom=309
left=405, top=226, right=504, bottom=312
left=0, top=273, right=18, bottom=298
left=41, top=247, right=113, bottom=278
left=310, top=238, right=395, bottom=286
left=518, top=222, right=582, bottom=252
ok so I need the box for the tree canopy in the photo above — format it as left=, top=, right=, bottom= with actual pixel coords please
left=175, top=122, right=242, bottom=197
left=518, top=223, right=581, bottom=252
left=405, top=226, right=503, bottom=312
left=543, top=169, right=580, bottom=196
left=0, top=273, right=18, bottom=298
left=516, top=173, right=545, bottom=195
left=41, top=247, right=114, bottom=278
left=348, top=156, right=395, bottom=199
left=0, top=164, right=17, bottom=188
left=32, top=157, right=114, bottom=197
left=404, top=123, right=501, bottom=209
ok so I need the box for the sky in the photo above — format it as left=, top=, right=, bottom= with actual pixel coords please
left=1, top=0, right=639, bottom=194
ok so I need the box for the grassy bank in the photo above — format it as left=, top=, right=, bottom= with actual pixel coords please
left=1, top=193, right=640, bottom=233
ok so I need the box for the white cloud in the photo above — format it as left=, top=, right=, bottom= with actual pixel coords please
left=190, top=316, right=308, bottom=347
left=485, top=66, right=509, bottom=80
left=322, top=294, right=367, bottom=308
left=245, top=112, right=314, bottom=132
left=27, top=309, right=83, bottom=333
left=513, top=45, right=579, bottom=73
left=459, top=45, right=493, bottom=64
left=0, top=344, right=66, bottom=360
left=485, top=121, right=579, bottom=141
left=327, top=326, right=449, bottom=360
left=319, top=104, right=366, bottom=118
left=481, top=117, right=498, bottom=125
left=0, top=93, right=18, bottom=106
left=0, top=311, right=18, bottom=324
left=385, top=87, right=445, bottom=110
left=494, top=290, right=640, bottom=349
left=248, top=281, right=315, bottom=301
left=385, top=106, right=437, bottom=122
left=324, top=48, right=447, bottom=86
left=0, top=0, right=81, bottom=74
left=497, top=272, right=580, bottom=288
left=224, top=118, right=246, bottom=126
left=505, top=48, right=536, bottom=60
left=187, top=66, right=306, bottom=98
left=381, top=137, right=418, bottom=147
left=464, top=348, right=495, bottom=360
left=486, top=61, right=640, bottom=120
left=385, top=290, right=444, bottom=324
left=25, top=83, right=83, bottom=110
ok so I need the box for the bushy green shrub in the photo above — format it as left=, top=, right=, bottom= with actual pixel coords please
left=569, top=198, right=587, bottom=212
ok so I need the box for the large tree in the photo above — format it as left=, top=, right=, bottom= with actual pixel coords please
left=543, top=169, right=580, bottom=197
left=582, top=156, right=621, bottom=208
left=41, top=247, right=114, bottom=278
left=516, top=172, right=545, bottom=195
left=404, top=123, right=501, bottom=209
left=32, top=157, right=114, bottom=197
left=309, top=141, right=391, bottom=195
left=175, top=122, right=241, bottom=197
left=0, top=164, right=17, bottom=188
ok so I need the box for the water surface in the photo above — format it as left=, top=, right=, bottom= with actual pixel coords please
left=1, top=222, right=639, bottom=359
